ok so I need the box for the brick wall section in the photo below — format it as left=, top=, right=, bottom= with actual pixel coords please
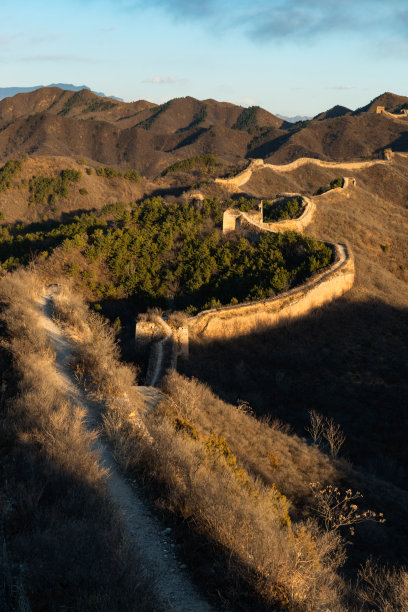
left=188, top=243, right=354, bottom=340
left=215, top=157, right=389, bottom=190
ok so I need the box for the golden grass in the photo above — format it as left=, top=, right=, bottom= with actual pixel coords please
left=52, top=283, right=350, bottom=609
left=0, top=270, right=156, bottom=611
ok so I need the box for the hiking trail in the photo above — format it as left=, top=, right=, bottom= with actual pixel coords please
left=37, top=290, right=215, bottom=612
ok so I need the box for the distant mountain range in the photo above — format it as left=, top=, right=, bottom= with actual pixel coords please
left=276, top=114, right=311, bottom=123
left=0, top=84, right=123, bottom=101
left=0, top=86, right=407, bottom=177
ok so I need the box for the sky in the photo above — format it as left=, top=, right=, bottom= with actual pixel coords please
left=1, top=0, right=408, bottom=116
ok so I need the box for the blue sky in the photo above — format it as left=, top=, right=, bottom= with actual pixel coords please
left=1, top=0, right=407, bottom=115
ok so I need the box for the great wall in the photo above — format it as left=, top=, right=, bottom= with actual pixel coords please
left=376, top=105, right=408, bottom=121
left=135, top=103, right=407, bottom=385
left=135, top=154, right=373, bottom=383
left=214, top=156, right=390, bottom=191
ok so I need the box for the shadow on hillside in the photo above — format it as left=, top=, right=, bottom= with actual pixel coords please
left=1, top=419, right=153, bottom=610
left=166, top=126, right=208, bottom=152
left=11, top=209, right=101, bottom=234
left=248, top=131, right=293, bottom=159
left=180, top=297, right=408, bottom=490
left=145, top=185, right=188, bottom=198
left=389, top=132, right=408, bottom=152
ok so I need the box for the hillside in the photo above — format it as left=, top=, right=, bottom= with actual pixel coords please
left=0, top=88, right=408, bottom=611
left=0, top=83, right=124, bottom=101
left=0, top=88, right=407, bottom=178
left=354, top=91, right=408, bottom=114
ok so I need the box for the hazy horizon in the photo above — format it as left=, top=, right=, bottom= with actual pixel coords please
left=1, top=0, right=408, bottom=115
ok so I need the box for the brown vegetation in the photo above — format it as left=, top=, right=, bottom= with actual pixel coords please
left=0, top=270, right=157, bottom=611
left=49, top=283, right=408, bottom=610
left=0, top=88, right=407, bottom=179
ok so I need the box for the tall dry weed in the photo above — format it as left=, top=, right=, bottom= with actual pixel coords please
left=0, top=270, right=156, bottom=611
left=54, top=284, right=349, bottom=609
left=51, top=281, right=406, bottom=610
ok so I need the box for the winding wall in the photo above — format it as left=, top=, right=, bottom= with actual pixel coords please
left=188, top=243, right=354, bottom=340
left=188, top=168, right=356, bottom=339
left=223, top=177, right=355, bottom=234
left=215, top=157, right=388, bottom=190
left=376, top=106, right=408, bottom=121
left=137, top=157, right=360, bottom=364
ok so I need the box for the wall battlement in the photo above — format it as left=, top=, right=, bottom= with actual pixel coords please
left=377, top=106, right=408, bottom=119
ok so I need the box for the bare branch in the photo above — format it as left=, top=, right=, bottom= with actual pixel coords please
left=310, top=482, right=385, bottom=534
left=305, top=409, right=324, bottom=446
left=323, top=417, right=346, bottom=459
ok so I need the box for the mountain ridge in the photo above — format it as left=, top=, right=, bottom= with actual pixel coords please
left=0, top=83, right=124, bottom=101
left=0, top=87, right=407, bottom=177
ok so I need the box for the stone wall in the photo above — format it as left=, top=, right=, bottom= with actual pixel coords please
left=188, top=243, right=354, bottom=340
left=135, top=321, right=158, bottom=347
left=215, top=157, right=388, bottom=191
left=252, top=196, right=315, bottom=233
left=377, top=106, right=408, bottom=119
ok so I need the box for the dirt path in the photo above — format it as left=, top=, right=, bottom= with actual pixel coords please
left=149, top=318, right=174, bottom=387
left=37, top=292, right=215, bottom=612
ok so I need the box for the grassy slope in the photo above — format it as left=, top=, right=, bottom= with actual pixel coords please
left=0, top=271, right=157, bottom=611
left=179, top=157, right=408, bottom=571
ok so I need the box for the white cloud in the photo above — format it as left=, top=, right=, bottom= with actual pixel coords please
left=326, top=85, right=353, bottom=90
left=143, top=75, right=187, bottom=84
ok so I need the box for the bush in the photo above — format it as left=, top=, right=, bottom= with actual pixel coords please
left=138, top=101, right=171, bottom=130
left=0, top=196, right=332, bottom=310
left=123, top=169, right=141, bottom=182
left=315, top=178, right=344, bottom=195
left=0, top=158, right=23, bottom=192
left=0, top=271, right=156, bottom=611
left=263, top=197, right=302, bottom=222
left=97, top=167, right=141, bottom=181
left=29, top=169, right=81, bottom=204
left=232, top=106, right=260, bottom=132
left=54, top=296, right=347, bottom=612
left=161, top=154, right=218, bottom=176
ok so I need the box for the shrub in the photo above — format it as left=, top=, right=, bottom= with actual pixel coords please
left=161, top=154, right=218, bottom=176
left=177, top=104, right=208, bottom=133
left=96, top=166, right=120, bottom=178
left=123, top=169, right=141, bottom=182
left=28, top=169, right=81, bottom=204
left=315, top=177, right=344, bottom=195
left=53, top=292, right=347, bottom=611
left=232, top=106, right=260, bottom=132
left=263, top=197, right=302, bottom=222
left=0, top=197, right=332, bottom=311
left=0, top=158, right=23, bottom=192
left=0, top=271, right=156, bottom=611
left=96, top=167, right=141, bottom=181
left=82, top=100, right=117, bottom=114
left=79, top=188, right=88, bottom=195
left=138, top=101, right=171, bottom=130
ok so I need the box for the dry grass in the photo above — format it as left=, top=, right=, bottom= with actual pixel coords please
left=50, top=281, right=408, bottom=610
left=357, top=559, right=408, bottom=611
left=51, top=284, right=349, bottom=609
left=0, top=155, right=147, bottom=224
left=0, top=270, right=157, bottom=611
